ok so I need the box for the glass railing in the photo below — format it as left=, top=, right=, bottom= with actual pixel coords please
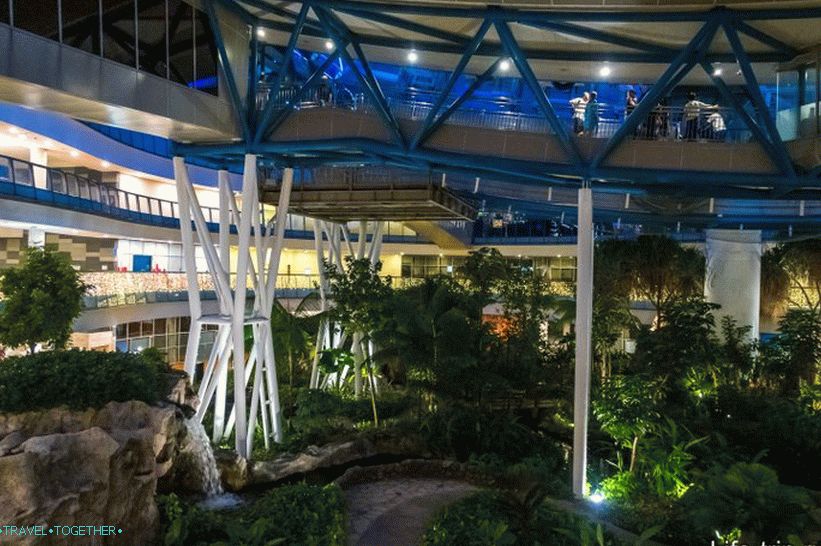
left=260, top=84, right=757, bottom=144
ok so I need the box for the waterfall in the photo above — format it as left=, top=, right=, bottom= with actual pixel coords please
left=183, top=418, right=224, bottom=497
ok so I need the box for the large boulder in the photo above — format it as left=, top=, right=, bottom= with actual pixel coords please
left=0, top=401, right=188, bottom=545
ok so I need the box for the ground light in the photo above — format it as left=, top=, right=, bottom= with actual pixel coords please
left=589, top=492, right=605, bottom=504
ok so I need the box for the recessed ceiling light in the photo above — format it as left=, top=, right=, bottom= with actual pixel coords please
left=499, top=59, right=511, bottom=72
left=713, top=67, right=723, bottom=76
left=101, top=160, right=111, bottom=168
left=69, top=150, right=80, bottom=158
left=599, top=65, right=611, bottom=77
left=407, top=50, right=419, bottom=63
left=256, top=28, right=265, bottom=38
left=324, top=40, right=334, bottom=51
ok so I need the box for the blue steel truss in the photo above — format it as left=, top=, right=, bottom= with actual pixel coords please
left=183, top=0, right=821, bottom=203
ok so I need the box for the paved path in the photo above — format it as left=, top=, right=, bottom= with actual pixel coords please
left=345, top=478, right=477, bottom=546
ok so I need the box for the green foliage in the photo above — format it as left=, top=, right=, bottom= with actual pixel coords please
left=0, top=246, right=89, bottom=352
left=680, top=463, right=815, bottom=544
left=761, top=238, right=821, bottom=311
left=270, top=301, right=313, bottom=387
left=325, top=256, right=392, bottom=336
left=423, top=491, right=624, bottom=546
left=158, top=484, right=346, bottom=546
left=0, top=349, right=162, bottom=412
left=759, top=309, right=821, bottom=396
left=639, top=419, right=706, bottom=498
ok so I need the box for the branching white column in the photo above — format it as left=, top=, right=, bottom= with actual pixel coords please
left=573, top=184, right=594, bottom=499
left=174, top=156, right=293, bottom=458
left=704, top=229, right=762, bottom=341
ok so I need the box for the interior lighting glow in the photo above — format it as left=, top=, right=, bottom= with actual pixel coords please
left=499, top=59, right=511, bottom=72
left=407, top=49, right=419, bottom=63
left=8, top=127, right=20, bottom=134
left=599, top=65, right=611, bottom=77
left=101, top=160, right=111, bottom=168
left=712, top=67, right=723, bottom=76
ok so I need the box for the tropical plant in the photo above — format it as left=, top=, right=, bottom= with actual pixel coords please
left=680, top=463, right=815, bottom=545
left=761, top=238, right=821, bottom=314
left=270, top=300, right=313, bottom=387
left=594, top=373, right=662, bottom=472
left=759, top=308, right=821, bottom=396
left=325, top=256, right=393, bottom=421
left=0, top=246, right=89, bottom=353
left=639, top=419, right=706, bottom=498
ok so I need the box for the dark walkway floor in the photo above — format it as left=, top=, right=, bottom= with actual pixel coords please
left=345, top=478, right=476, bottom=546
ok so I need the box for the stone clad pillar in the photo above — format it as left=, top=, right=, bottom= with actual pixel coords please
left=704, top=229, right=762, bottom=341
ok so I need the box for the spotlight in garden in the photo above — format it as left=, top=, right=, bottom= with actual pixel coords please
left=589, top=492, right=605, bottom=504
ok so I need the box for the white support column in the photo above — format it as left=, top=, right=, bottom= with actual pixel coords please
left=214, top=171, right=232, bottom=440
left=704, top=229, right=762, bottom=341
left=573, top=184, right=594, bottom=499
left=173, top=158, right=203, bottom=382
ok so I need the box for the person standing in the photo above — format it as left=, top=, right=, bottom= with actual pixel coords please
left=584, top=91, right=600, bottom=136
left=569, top=91, right=589, bottom=135
left=626, top=89, right=639, bottom=136
left=683, top=91, right=718, bottom=140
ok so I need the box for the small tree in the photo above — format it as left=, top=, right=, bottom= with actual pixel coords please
left=0, top=246, right=88, bottom=353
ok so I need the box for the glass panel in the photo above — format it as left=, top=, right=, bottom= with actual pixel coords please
left=0, top=1, right=9, bottom=25
left=12, top=160, right=33, bottom=185
left=89, top=183, right=101, bottom=201
left=13, top=1, right=59, bottom=40
left=115, top=323, right=127, bottom=338
left=166, top=0, right=194, bottom=86
left=137, top=0, right=168, bottom=78
left=49, top=170, right=66, bottom=193
left=141, top=320, right=154, bottom=336
left=155, top=318, right=167, bottom=334
left=127, top=321, right=141, bottom=337
left=102, top=0, right=137, bottom=67
left=78, top=179, right=91, bottom=199
left=62, top=0, right=101, bottom=55
left=0, top=157, right=11, bottom=181
left=66, top=174, right=79, bottom=196
left=193, top=8, right=218, bottom=95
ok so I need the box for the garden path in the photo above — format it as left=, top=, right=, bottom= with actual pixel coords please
left=345, top=478, right=477, bottom=546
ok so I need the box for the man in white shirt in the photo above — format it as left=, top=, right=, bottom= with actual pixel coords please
left=569, top=92, right=590, bottom=135
left=683, top=91, right=718, bottom=140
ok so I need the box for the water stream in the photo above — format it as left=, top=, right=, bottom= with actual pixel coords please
left=183, top=419, right=242, bottom=510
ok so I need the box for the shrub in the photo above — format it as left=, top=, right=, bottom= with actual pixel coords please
left=679, top=463, right=815, bottom=544
left=423, top=491, right=628, bottom=546
left=159, top=484, right=346, bottom=546
left=0, top=349, right=162, bottom=412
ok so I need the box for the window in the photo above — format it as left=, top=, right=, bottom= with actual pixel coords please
left=0, top=1, right=10, bottom=25
left=166, top=0, right=194, bottom=86
left=193, top=8, right=218, bottom=95
left=102, top=0, right=137, bottom=67
left=62, top=0, right=101, bottom=54
left=13, top=0, right=59, bottom=40
left=137, top=0, right=169, bottom=78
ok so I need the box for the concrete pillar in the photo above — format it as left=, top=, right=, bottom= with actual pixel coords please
left=704, top=229, right=762, bottom=341
left=573, top=184, right=594, bottom=498
left=28, top=227, right=46, bottom=248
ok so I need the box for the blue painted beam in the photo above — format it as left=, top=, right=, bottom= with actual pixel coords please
left=300, top=1, right=821, bottom=23
left=722, top=21, right=797, bottom=181
left=410, top=20, right=491, bottom=150
left=264, top=49, right=344, bottom=137
left=415, top=58, right=502, bottom=147
left=699, top=61, right=784, bottom=172
left=254, top=4, right=311, bottom=144
left=521, top=20, right=676, bottom=55
left=735, top=21, right=798, bottom=57
left=314, top=7, right=406, bottom=147
left=495, top=20, right=582, bottom=165
left=205, top=0, right=251, bottom=143
left=590, top=19, right=719, bottom=171
left=333, top=6, right=470, bottom=45
left=251, top=18, right=789, bottom=63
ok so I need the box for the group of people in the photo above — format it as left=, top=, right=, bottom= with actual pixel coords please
left=568, top=90, right=727, bottom=141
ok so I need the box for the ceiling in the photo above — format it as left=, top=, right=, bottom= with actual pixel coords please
left=240, top=0, right=821, bottom=84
